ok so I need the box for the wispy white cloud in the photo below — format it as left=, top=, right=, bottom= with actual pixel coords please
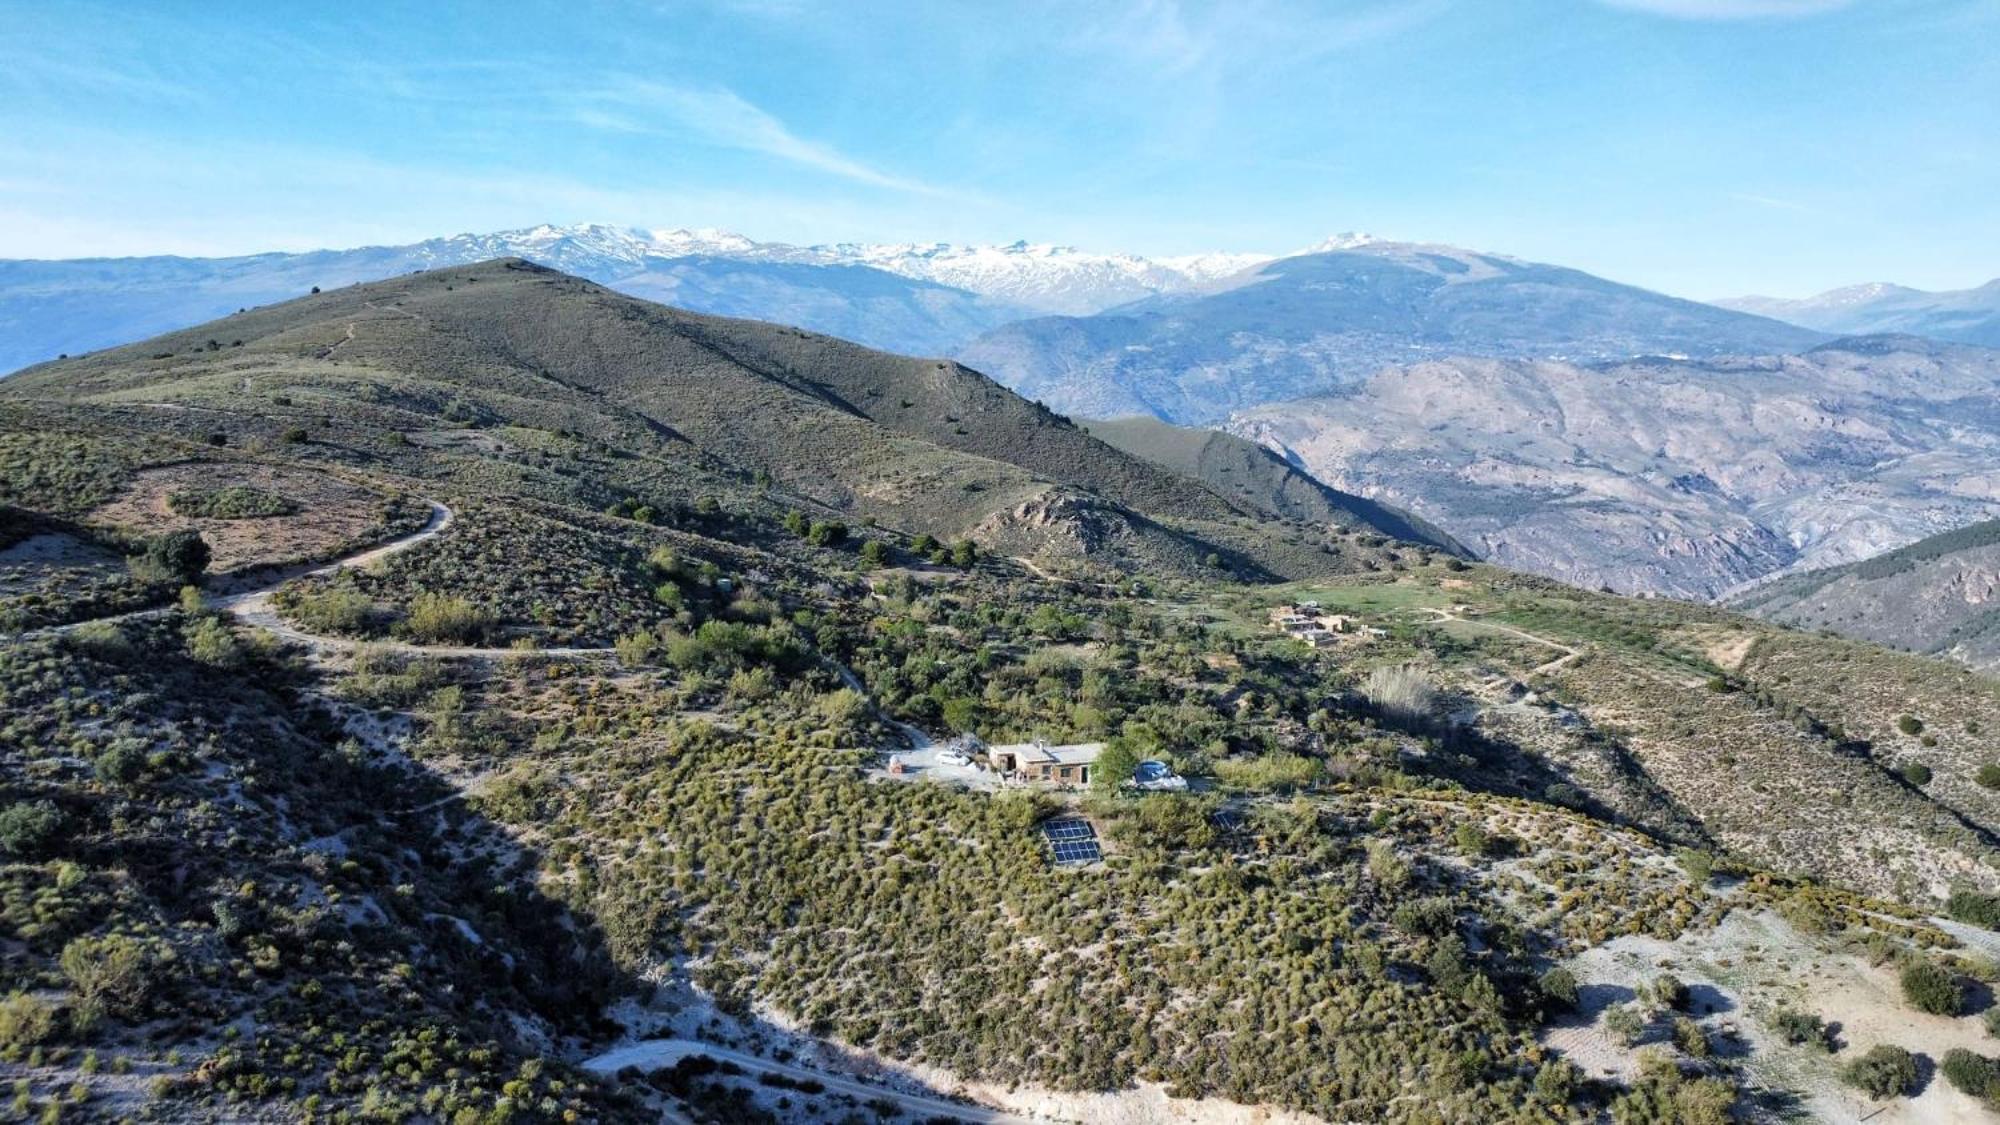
left=1726, top=191, right=1820, bottom=214
left=565, top=77, right=951, bottom=196
left=1592, top=0, right=1854, bottom=19
left=1069, top=0, right=1447, bottom=75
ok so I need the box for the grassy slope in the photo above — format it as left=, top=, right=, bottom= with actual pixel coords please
left=3, top=259, right=1424, bottom=581
left=1086, top=414, right=1467, bottom=552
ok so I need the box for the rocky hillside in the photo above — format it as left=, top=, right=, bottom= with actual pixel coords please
left=1731, top=519, right=2000, bottom=671
left=1085, top=414, right=1464, bottom=553
left=9, top=260, right=2000, bottom=1122
left=957, top=240, right=1827, bottom=423
left=1, top=258, right=1431, bottom=580
left=1229, top=337, right=2000, bottom=599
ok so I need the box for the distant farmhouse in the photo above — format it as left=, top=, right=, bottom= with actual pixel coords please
left=990, top=739, right=1104, bottom=787
left=1271, top=602, right=1366, bottom=649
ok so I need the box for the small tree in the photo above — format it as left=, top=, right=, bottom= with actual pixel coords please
left=130, top=530, right=209, bottom=586
left=1093, top=739, right=1143, bottom=793
left=950, top=539, right=978, bottom=568
left=859, top=540, right=890, bottom=568
left=806, top=520, right=848, bottom=548
left=1538, top=967, right=1580, bottom=1012
left=1842, top=1044, right=1918, bottom=1099
left=0, top=801, right=62, bottom=857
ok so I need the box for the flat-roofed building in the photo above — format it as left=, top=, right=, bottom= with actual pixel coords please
left=989, top=738, right=1105, bottom=787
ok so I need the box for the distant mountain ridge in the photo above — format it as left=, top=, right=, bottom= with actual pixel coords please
left=1718, top=277, right=2000, bottom=347
left=1228, top=335, right=2000, bottom=599
left=0, top=225, right=1039, bottom=373
left=957, top=239, right=1829, bottom=423
left=0, top=223, right=1294, bottom=374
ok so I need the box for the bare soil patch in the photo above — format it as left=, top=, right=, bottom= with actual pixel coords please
left=87, top=462, right=400, bottom=573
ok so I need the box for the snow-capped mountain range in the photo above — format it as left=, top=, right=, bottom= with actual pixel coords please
left=0, top=221, right=1309, bottom=371
left=405, top=223, right=1274, bottom=314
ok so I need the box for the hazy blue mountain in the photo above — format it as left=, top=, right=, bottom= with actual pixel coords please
left=1730, top=518, right=2000, bottom=672
left=957, top=238, right=1829, bottom=423
left=0, top=225, right=1031, bottom=373
left=1717, top=278, right=2000, bottom=348
left=1229, top=336, right=2000, bottom=599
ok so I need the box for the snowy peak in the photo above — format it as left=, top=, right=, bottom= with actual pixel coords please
left=1714, top=278, right=2000, bottom=347
left=1299, top=231, right=1381, bottom=253
left=825, top=239, right=1269, bottom=315
left=395, top=224, right=1281, bottom=314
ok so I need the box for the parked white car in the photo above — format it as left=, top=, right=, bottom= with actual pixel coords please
left=935, top=748, right=973, bottom=767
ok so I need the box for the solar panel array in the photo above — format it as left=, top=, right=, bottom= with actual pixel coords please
left=1049, top=840, right=1102, bottom=865
left=1041, top=818, right=1101, bottom=865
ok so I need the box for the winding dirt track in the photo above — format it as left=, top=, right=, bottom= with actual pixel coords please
left=19, top=501, right=613, bottom=659
left=1422, top=606, right=1581, bottom=674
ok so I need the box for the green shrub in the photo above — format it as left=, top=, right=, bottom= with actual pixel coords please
left=286, top=587, right=375, bottom=634
left=1603, top=1005, right=1644, bottom=1047
left=1769, top=1008, right=1829, bottom=1050
left=1538, top=967, right=1579, bottom=1011
left=1672, top=1016, right=1710, bottom=1057
left=129, top=530, right=209, bottom=585
left=184, top=616, right=245, bottom=668
left=1948, top=890, right=2000, bottom=930
left=0, top=801, right=62, bottom=857
left=1842, top=1044, right=1917, bottom=1099
left=1649, top=974, right=1690, bottom=1011
left=1677, top=848, right=1714, bottom=884
left=805, top=521, right=848, bottom=548
left=1940, top=1048, right=2000, bottom=1101
left=61, top=934, right=155, bottom=1029
left=0, top=993, right=54, bottom=1052
left=1900, top=761, right=1932, bottom=787
left=1980, top=764, right=2000, bottom=790
left=1900, top=958, right=1964, bottom=1016
left=403, top=593, right=496, bottom=644
left=1896, top=714, right=1924, bottom=736
left=167, top=486, right=298, bottom=519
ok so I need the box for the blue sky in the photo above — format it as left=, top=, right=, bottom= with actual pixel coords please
left=0, top=0, right=1994, bottom=297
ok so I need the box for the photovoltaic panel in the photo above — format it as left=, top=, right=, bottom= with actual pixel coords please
left=1041, top=819, right=1095, bottom=842
left=1049, top=840, right=1102, bottom=865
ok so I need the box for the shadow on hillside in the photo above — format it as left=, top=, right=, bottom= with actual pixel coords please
left=1685, top=983, right=1735, bottom=1018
